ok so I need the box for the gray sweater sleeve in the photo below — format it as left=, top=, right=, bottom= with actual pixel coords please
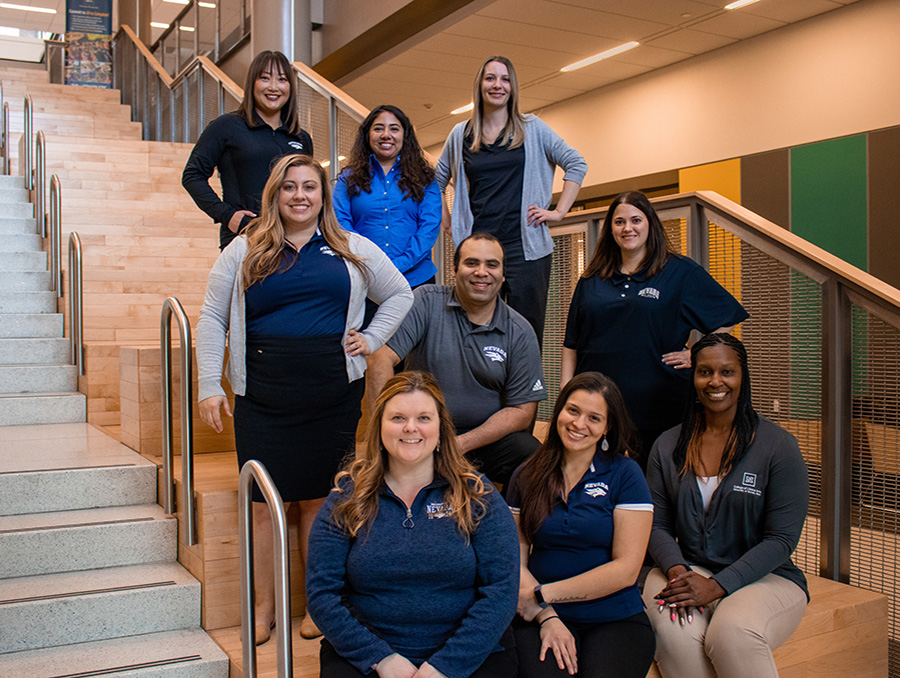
left=647, top=433, right=691, bottom=575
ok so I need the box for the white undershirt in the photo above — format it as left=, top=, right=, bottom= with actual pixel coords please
left=697, top=475, right=720, bottom=510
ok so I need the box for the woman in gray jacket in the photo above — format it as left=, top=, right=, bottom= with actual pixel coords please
left=436, top=56, right=587, bottom=343
left=196, top=154, right=412, bottom=643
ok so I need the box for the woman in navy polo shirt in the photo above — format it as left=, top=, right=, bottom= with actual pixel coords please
left=183, top=50, right=314, bottom=251
left=196, top=154, right=412, bottom=644
left=333, top=105, right=441, bottom=292
left=562, top=191, right=748, bottom=466
left=642, top=333, right=808, bottom=678
left=508, top=371, right=656, bottom=678
left=307, top=371, right=519, bottom=678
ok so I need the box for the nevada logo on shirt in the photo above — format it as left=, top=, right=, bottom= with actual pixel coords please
left=320, top=245, right=336, bottom=256
left=483, top=346, right=507, bottom=362
left=288, top=141, right=306, bottom=151
left=584, top=481, right=608, bottom=498
left=426, top=502, right=452, bottom=519
left=638, top=287, right=660, bottom=300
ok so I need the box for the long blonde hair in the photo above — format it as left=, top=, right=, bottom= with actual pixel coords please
left=242, top=154, right=366, bottom=287
left=467, top=56, right=526, bottom=152
left=330, top=371, right=491, bottom=539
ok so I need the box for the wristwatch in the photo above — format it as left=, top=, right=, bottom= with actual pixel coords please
left=533, top=584, right=549, bottom=608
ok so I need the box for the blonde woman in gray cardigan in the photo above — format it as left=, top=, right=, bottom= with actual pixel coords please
left=196, top=154, right=412, bottom=644
left=436, top=56, right=587, bottom=344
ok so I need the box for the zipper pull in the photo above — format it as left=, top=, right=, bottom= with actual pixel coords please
left=402, top=507, right=414, bottom=529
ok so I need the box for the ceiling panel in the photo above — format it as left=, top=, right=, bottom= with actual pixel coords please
left=646, top=27, right=737, bottom=54
left=550, top=0, right=722, bottom=27
left=742, top=0, right=844, bottom=23
left=690, top=10, right=786, bottom=40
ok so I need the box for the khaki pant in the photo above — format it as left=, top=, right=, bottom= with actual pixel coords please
left=642, top=566, right=807, bottom=678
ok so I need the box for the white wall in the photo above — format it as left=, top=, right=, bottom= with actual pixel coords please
left=428, top=0, right=900, bottom=191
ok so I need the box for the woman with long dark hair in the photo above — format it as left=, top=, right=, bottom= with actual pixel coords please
left=196, top=154, right=412, bottom=643
left=436, top=56, right=587, bottom=342
left=306, top=371, right=519, bottom=678
left=508, top=372, right=656, bottom=678
left=183, top=50, right=314, bottom=250
left=562, top=191, right=748, bottom=465
left=334, top=104, right=441, bottom=290
left=642, top=333, right=809, bottom=678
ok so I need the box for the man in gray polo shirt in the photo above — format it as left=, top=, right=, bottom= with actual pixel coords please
left=367, top=232, right=546, bottom=488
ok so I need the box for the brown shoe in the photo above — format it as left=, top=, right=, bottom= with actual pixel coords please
left=254, top=621, right=275, bottom=645
left=299, top=614, right=322, bottom=639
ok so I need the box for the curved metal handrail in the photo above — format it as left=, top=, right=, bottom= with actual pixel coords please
left=239, top=460, right=292, bottom=678
left=50, top=174, right=63, bottom=295
left=67, top=231, right=83, bottom=375
left=22, top=94, right=32, bottom=190
left=35, top=131, right=46, bottom=237
left=160, top=297, right=196, bottom=546
left=0, top=81, right=6, bottom=175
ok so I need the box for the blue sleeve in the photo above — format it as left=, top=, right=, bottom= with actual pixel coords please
left=385, top=286, right=431, bottom=360
left=427, top=489, right=519, bottom=678
left=333, top=172, right=356, bottom=233
left=182, top=115, right=236, bottom=226
left=563, top=277, right=586, bottom=349
left=680, top=262, right=749, bottom=333
left=305, top=490, right=395, bottom=673
left=387, top=180, right=442, bottom=276
left=615, top=457, right=653, bottom=507
left=505, top=466, right=524, bottom=511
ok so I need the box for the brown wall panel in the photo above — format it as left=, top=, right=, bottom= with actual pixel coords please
left=868, top=127, right=900, bottom=290
left=741, top=149, right=790, bottom=230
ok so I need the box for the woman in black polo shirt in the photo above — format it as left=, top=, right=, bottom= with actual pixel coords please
left=182, top=50, right=314, bottom=250
left=643, top=333, right=808, bottom=678
left=562, top=191, right=748, bottom=466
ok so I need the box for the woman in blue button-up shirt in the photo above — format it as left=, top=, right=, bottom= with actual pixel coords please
left=334, top=105, right=442, bottom=292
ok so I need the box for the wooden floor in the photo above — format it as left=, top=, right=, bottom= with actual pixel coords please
left=208, top=619, right=321, bottom=678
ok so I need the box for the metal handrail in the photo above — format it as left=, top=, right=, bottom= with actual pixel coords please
left=50, top=175, right=62, bottom=295
left=0, top=81, right=6, bottom=175
left=22, top=94, right=32, bottom=190
left=160, top=297, right=197, bottom=546
left=67, top=231, right=83, bottom=375
left=35, top=131, right=46, bottom=237
left=239, top=460, right=292, bottom=678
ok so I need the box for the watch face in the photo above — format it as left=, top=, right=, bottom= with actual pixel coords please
left=534, top=584, right=548, bottom=607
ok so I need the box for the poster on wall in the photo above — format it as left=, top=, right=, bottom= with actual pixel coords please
left=66, top=0, right=112, bottom=88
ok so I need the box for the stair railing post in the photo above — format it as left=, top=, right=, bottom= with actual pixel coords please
left=239, top=460, right=292, bottom=678
left=67, top=231, right=84, bottom=375
left=35, top=131, right=46, bottom=237
left=23, top=94, right=33, bottom=191
left=51, top=174, right=62, bottom=295
left=0, top=81, right=6, bottom=175
left=160, top=297, right=197, bottom=546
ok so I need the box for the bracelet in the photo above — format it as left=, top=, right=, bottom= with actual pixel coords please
left=539, top=615, right=560, bottom=626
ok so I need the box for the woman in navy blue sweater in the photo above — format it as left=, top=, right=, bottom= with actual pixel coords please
left=306, top=371, right=519, bottom=678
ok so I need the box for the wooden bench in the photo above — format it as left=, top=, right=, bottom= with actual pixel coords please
left=646, top=575, right=888, bottom=678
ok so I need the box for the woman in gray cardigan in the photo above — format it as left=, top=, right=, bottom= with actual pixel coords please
left=436, top=56, right=587, bottom=343
left=642, top=333, right=809, bottom=678
left=196, top=154, right=412, bottom=643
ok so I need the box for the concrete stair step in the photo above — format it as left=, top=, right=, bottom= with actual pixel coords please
left=0, top=338, right=69, bottom=364
left=0, top=363, right=78, bottom=393
left=0, top=187, right=30, bottom=202
left=0, top=291, right=56, bottom=313
left=0, top=217, right=38, bottom=234
left=0, top=175, right=25, bottom=189
left=0, top=422, right=156, bottom=515
left=0, top=202, right=33, bottom=219
left=0, top=628, right=228, bottom=678
left=0, top=313, right=63, bottom=338
left=0, top=250, right=47, bottom=270
left=0, top=503, right=176, bottom=578
left=0, top=270, right=51, bottom=291
left=0, top=232, right=41, bottom=251
left=0, top=392, right=86, bottom=426
left=0, top=562, right=200, bottom=653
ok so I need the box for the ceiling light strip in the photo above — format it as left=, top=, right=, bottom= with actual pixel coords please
left=725, top=0, right=761, bottom=9
left=0, top=2, right=56, bottom=14
left=561, top=41, right=640, bottom=73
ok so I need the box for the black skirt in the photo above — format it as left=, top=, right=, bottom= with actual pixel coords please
left=233, top=334, right=363, bottom=502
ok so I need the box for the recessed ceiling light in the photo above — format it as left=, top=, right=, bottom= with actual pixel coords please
left=725, top=0, right=762, bottom=9
left=561, top=41, right=640, bottom=73
left=198, top=1, right=216, bottom=7
left=179, top=25, right=195, bottom=31
left=451, top=102, right=474, bottom=115
left=150, top=21, right=170, bottom=29
left=163, top=0, right=189, bottom=4
left=0, top=3, right=56, bottom=14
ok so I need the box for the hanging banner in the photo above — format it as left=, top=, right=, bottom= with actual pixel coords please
left=65, top=0, right=112, bottom=88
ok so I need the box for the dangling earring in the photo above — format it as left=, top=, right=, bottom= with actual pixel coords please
left=600, top=436, right=609, bottom=452
left=435, top=441, right=441, bottom=455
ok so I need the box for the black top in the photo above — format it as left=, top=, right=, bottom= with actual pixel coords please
left=463, top=133, right=524, bottom=247
left=182, top=110, right=314, bottom=250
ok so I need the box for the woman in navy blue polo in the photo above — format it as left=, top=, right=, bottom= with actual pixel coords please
left=562, top=191, right=748, bottom=467
left=508, top=371, right=656, bottom=678
left=333, top=104, right=441, bottom=291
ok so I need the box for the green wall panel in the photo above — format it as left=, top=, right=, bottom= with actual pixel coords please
left=790, top=135, right=868, bottom=271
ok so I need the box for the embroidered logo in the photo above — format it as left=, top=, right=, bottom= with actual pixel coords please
left=532, top=379, right=544, bottom=392
left=584, top=481, right=608, bottom=498
left=288, top=141, right=305, bottom=150
left=426, top=502, right=452, bottom=519
left=733, top=472, right=761, bottom=497
left=638, top=287, right=660, bottom=299
left=483, top=345, right=507, bottom=362
left=320, top=245, right=336, bottom=256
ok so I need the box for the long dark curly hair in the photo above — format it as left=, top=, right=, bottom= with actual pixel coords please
left=342, top=105, right=435, bottom=203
